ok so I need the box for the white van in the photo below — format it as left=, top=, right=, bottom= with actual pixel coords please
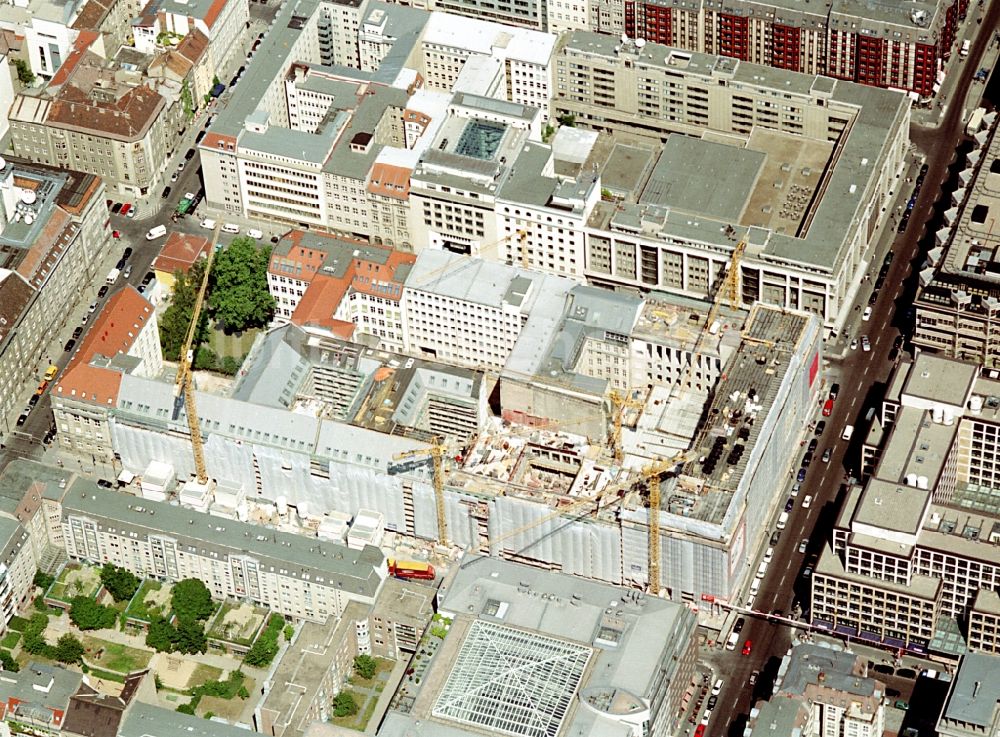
left=145, top=224, right=167, bottom=240
left=756, top=561, right=768, bottom=579
left=106, top=267, right=120, bottom=285
left=725, top=632, right=739, bottom=651
left=200, top=218, right=217, bottom=230
left=222, top=223, right=240, bottom=234
left=749, top=578, right=760, bottom=596
left=777, top=511, right=789, bottom=530
left=842, top=425, right=855, bottom=441
left=247, top=228, right=263, bottom=239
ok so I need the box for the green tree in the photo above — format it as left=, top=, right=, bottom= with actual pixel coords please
left=21, top=613, right=50, bottom=656
left=159, top=261, right=208, bottom=361
left=69, top=596, right=117, bottom=631
left=557, top=113, right=576, bottom=127
left=12, top=58, right=35, bottom=86
left=333, top=691, right=358, bottom=717
left=219, top=355, right=242, bottom=376
left=243, top=614, right=282, bottom=667
left=353, top=654, right=377, bottom=680
left=176, top=702, right=196, bottom=715
left=171, top=579, right=214, bottom=622
left=207, top=238, right=275, bottom=332
left=175, top=618, right=207, bottom=654
left=99, top=564, right=140, bottom=603
left=0, top=650, right=19, bottom=672
left=193, top=346, right=218, bottom=371
left=283, top=624, right=294, bottom=642
left=54, top=634, right=84, bottom=664
left=33, top=571, right=55, bottom=592
left=145, top=616, right=180, bottom=653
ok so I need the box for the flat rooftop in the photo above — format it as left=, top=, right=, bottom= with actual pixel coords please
left=900, top=352, right=977, bottom=407
left=940, top=652, right=1000, bottom=728
left=852, top=479, right=930, bottom=536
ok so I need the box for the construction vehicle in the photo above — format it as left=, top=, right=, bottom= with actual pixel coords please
left=173, top=224, right=222, bottom=484
left=393, top=437, right=450, bottom=547
left=387, top=558, right=436, bottom=581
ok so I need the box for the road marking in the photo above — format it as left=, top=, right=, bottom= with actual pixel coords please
left=864, top=365, right=871, bottom=376
left=779, top=572, right=788, bottom=589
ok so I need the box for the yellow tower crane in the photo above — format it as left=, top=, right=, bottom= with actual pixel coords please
left=173, top=225, right=222, bottom=485
left=393, top=436, right=450, bottom=547
left=608, top=389, right=645, bottom=463
left=642, top=452, right=692, bottom=595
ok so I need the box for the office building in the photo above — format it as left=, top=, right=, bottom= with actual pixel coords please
left=913, top=112, right=1000, bottom=366
left=375, top=555, right=697, bottom=737
left=0, top=159, right=110, bottom=438
left=812, top=353, right=1000, bottom=656
left=552, top=32, right=910, bottom=329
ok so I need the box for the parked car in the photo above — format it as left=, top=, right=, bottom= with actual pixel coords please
left=123, top=265, right=132, bottom=279
left=119, top=203, right=132, bottom=217
left=822, top=399, right=834, bottom=417
left=862, top=306, right=873, bottom=321
left=829, top=384, right=840, bottom=400
left=72, top=326, right=84, bottom=339
left=807, top=438, right=818, bottom=453
left=784, top=498, right=795, bottom=513
left=97, top=285, right=109, bottom=298
left=815, top=421, right=826, bottom=436
left=790, top=483, right=800, bottom=498
left=796, top=467, right=807, bottom=482
left=63, top=338, right=76, bottom=352
left=185, top=148, right=196, bottom=160
left=162, top=186, right=172, bottom=198
left=733, top=618, right=745, bottom=634
left=111, top=202, right=123, bottom=214
left=170, top=172, right=179, bottom=183
left=125, top=204, right=135, bottom=218
left=770, top=530, right=781, bottom=545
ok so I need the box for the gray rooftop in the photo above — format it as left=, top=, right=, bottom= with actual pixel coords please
left=901, top=353, right=977, bottom=407
left=60, top=476, right=385, bottom=597
left=941, top=652, right=1000, bottom=728
left=120, top=701, right=255, bottom=737
left=852, top=479, right=930, bottom=537
left=0, top=662, right=82, bottom=723
left=639, top=136, right=764, bottom=222
left=779, top=644, right=878, bottom=699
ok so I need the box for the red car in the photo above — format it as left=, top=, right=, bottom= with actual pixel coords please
left=694, top=726, right=706, bottom=737
left=119, top=203, right=132, bottom=217
left=822, top=398, right=834, bottom=417
left=112, top=230, right=121, bottom=239
left=742, top=640, right=753, bottom=656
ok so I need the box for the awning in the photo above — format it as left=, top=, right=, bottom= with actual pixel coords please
left=883, top=636, right=906, bottom=649
left=812, top=619, right=834, bottom=630
left=835, top=624, right=857, bottom=637
left=859, top=631, right=880, bottom=643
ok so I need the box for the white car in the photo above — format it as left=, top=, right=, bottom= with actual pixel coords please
left=802, top=495, right=813, bottom=509
left=184, top=192, right=196, bottom=201
left=850, top=337, right=858, bottom=350
left=861, top=336, right=871, bottom=352
left=862, top=306, right=872, bottom=321
left=764, top=547, right=773, bottom=564
left=798, top=538, right=808, bottom=553
left=170, top=172, right=178, bottom=183
left=248, top=228, right=263, bottom=239
left=200, top=218, right=217, bottom=230
left=711, top=679, right=724, bottom=696
left=790, top=483, right=800, bottom=498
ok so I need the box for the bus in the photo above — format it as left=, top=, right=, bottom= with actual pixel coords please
left=387, top=558, right=435, bottom=581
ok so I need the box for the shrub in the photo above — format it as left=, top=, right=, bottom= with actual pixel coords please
left=353, top=654, right=376, bottom=680
left=244, top=615, right=283, bottom=667
left=333, top=691, right=358, bottom=718
left=69, top=596, right=117, bottom=631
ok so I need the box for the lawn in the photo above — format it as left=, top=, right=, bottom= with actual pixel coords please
left=188, top=663, right=224, bottom=689
left=49, top=564, right=101, bottom=604
left=349, top=657, right=395, bottom=688
left=1, top=632, right=20, bottom=650
left=206, top=325, right=258, bottom=363
left=330, top=689, right=377, bottom=731
left=125, top=580, right=170, bottom=622
left=82, top=636, right=153, bottom=674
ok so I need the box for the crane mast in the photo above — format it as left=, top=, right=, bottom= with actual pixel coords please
left=174, top=225, right=222, bottom=485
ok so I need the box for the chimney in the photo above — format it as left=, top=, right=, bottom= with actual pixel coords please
left=818, top=672, right=826, bottom=683
left=974, top=681, right=981, bottom=698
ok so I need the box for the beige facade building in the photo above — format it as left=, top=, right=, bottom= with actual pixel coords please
left=0, top=160, right=110, bottom=438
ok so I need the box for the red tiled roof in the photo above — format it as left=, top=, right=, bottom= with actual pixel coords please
left=49, top=31, right=99, bottom=87
left=348, top=250, right=414, bottom=300
left=152, top=231, right=210, bottom=274
left=201, top=132, right=237, bottom=152
left=202, top=0, right=227, bottom=28
left=290, top=274, right=355, bottom=337
left=54, top=286, right=153, bottom=406
left=367, top=162, right=411, bottom=200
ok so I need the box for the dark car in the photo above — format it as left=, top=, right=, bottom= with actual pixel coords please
left=122, top=247, right=133, bottom=260
left=770, top=530, right=781, bottom=545
left=28, top=394, right=39, bottom=408
left=63, top=338, right=76, bottom=352
left=897, top=215, right=910, bottom=233
left=802, top=451, right=813, bottom=467
left=97, top=285, right=109, bottom=299
left=815, top=421, right=826, bottom=436
left=829, top=384, right=840, bottom=400
left=16, top=413, right=28, bottom=427
left=797, top=467, right=807, bottom=482
left=868, top=290, right=879, bottom=306
left=807, top=438, right=818, bottom=453
left=162, top=186, right=172, bottom=199
left=142, top=271, right=155, bottom=285
left=785, top=498, right=795, bottom=513
left=111, top=202, right=124, bottom=214
left=195, top=130, right=207, bottom=143
left=883, top=250, right=894, bottom=267
left=72, top=326, right=84, bottom=339
left=115, top=258, right=126, bottom=270
left=97, top=479, right=113, bottom=489
left=920, top=163, right=929, bottom=176
left=734, top=617, right=745, bottom=634
left=894, top=335, right=904, bottom=349
left=706, top=695, right=717, bottom=710
left=185, top=148, right=196, bottom=160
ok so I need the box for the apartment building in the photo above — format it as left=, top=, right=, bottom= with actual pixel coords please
left=132, top=0, right=250, bottom=80
left=9, top=36, right=184, bottom=197
left=51, top=287, right=161, bottom=458
left=54, top=476, right=385, bottom=622
left=257, top=578, right=433, bottom=736
left=937, top=653, right=1000, bottom=737
left=913, top=113, right=1000, bottom=366
left=812, top=353, right=1000, bottom=656
left=267, top=230, right=415, bottom=348
left=748, top=645, right=886, bottom=737
left=147, top=29, right=214, bottom=108
left=151, top=231, right=211, bottom=292
left=0, top=160, right=110, bottom=438
left=552, top=32, right=909, bottom=329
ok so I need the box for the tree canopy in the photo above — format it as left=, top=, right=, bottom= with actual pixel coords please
left=145, top=616, right=181, bottom=653
left=171, top=578, right=214, bottom=622
left=69, top=596, right=117, bottom=631
left=208, top=238, right=275, bottom=332
left=333, top=692, right=358, bottom=717
left=54, top=634, right=84, bottom=665
left=244, top=614, right=283, bottom=667
left=353, top=654, right=377, bottom=680
left=175, top=617, right=208, bottom=654
left=159, top=260, right=209, bottom=361
left=100, top=564, right=139, bottom=603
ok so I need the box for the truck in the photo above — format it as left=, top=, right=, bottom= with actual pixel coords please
left=387, top=558, right=435, bottom=581
left=961, top=39, right=971, bottom=57
left=967, top=106, right=986, bottom=135
left=106, top=267, right=120, bottom=284
left=175, top=198, right=193, bottom=216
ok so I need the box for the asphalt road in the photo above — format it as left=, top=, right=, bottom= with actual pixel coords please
left=709, top=10, right=1000, bottom=733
